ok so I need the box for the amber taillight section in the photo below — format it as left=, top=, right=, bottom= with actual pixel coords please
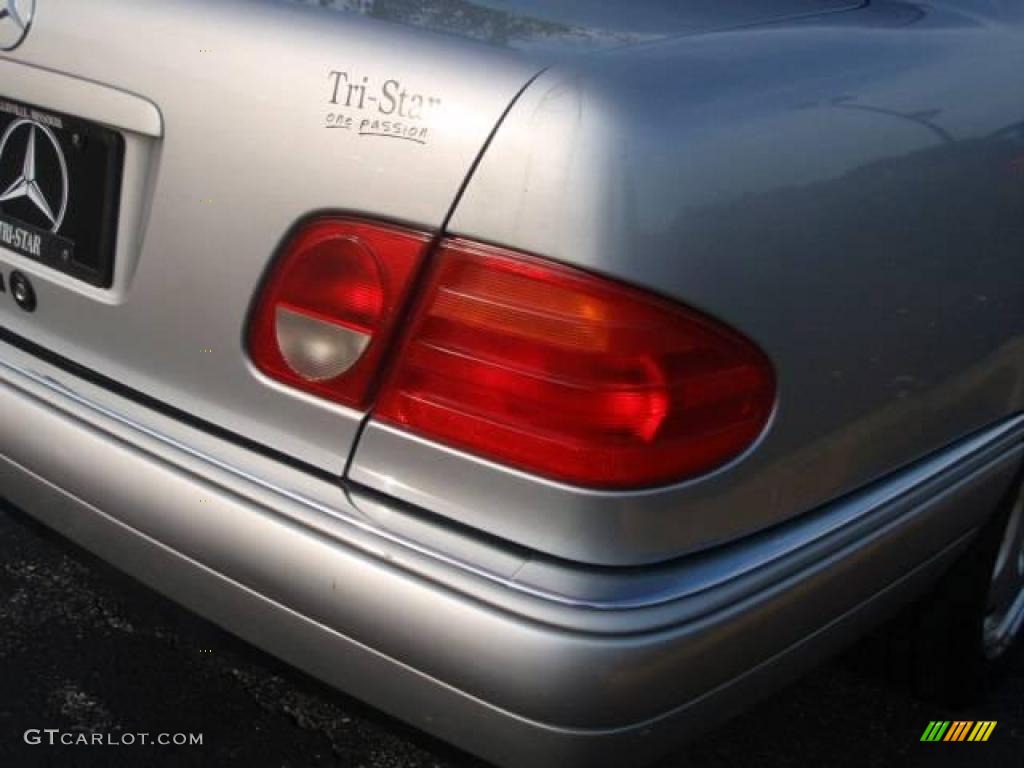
left=373, top=239, right=775, bottom=489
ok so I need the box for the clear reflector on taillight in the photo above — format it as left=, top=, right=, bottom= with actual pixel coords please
left=247, top=218, right=429, bottom=409
left=374, top=239, right=776, bottom=489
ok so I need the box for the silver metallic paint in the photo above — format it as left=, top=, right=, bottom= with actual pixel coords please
left=0, top=446, right=969, bottom=768
left=357, top=0, right=1024, bottom=563
left=290, top=0, right=862, bottom=54
left=5, top=1, right=1016, bottom=566
left=7, top=341, right=1021, bottom=621
left=0, top=0, right=540, bottom=473
left=1, top=1, right=1024, bottom=762
left=0, top=339, right=1020, bottom=758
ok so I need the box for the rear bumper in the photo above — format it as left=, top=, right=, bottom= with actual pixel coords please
left=1, top=336, right=1022, bottom=768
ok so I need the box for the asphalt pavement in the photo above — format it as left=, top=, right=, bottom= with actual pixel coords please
left=0, top=500, right=1021, bottom=768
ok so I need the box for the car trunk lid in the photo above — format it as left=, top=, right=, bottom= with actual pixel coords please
left=0, top=0, right=540, bottom=473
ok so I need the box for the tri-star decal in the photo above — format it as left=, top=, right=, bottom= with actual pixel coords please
left=0, top=0, right=34, bottom=50
left=0, top=119, right=69, bottom=233
left=1, top=124, right=58, bottom=226
left=0, top=0, right=27, bottom=30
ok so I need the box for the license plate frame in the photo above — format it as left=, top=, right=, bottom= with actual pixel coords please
left=0, top=97, right=125, bottom=288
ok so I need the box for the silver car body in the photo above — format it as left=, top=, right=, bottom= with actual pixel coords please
left=2, top=1, right=1024, bottom=765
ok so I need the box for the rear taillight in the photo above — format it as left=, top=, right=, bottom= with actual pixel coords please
left=247, top=218, right=429, bottom=409
left=250, top=221, right=774, bottom=489
left=374, top=239, right=775, bottom=489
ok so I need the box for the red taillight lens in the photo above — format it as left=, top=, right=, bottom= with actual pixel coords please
left=250, top=220, right=774, bottom=489
left=375, top=239, right=775, bottom=489
left=247, top=219, right=429, bottom=409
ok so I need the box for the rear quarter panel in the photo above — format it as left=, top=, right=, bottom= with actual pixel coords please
left=353, top=1, right=1024, bottom=562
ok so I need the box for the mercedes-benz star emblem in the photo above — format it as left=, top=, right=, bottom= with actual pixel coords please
left=0, top=0, right=35, bottom=51
left=0, top=118, right=69, bottom=233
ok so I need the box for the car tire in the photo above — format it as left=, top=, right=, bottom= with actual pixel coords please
left=908, top=467, right=1024, bottom=705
